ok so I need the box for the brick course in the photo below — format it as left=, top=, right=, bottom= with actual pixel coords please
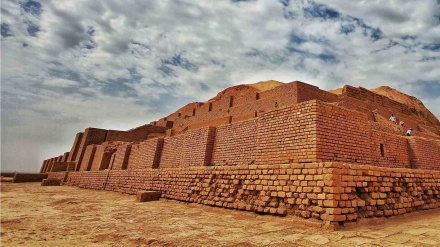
left=79, top=145, right=97, bottom=171
left=75, top=128, right=108, bottom=171
left=212, top=119, right=257, bottom=166
left=64, top=162, right=440, bottom=225
left=255, top=101, right=318, bottom=164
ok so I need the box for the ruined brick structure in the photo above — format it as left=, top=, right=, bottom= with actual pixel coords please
left=41, top=80, right=440, bottom=226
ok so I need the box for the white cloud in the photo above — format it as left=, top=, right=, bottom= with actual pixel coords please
left=1, top=0, right=439, bottom=172
left=320, top=0, right=440, bottom=42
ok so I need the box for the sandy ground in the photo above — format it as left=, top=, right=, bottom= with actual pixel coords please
left=1, top=182, right=440, bottom=247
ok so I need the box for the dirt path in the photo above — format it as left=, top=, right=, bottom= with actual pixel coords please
left=1, top=182, right=440, bottom=246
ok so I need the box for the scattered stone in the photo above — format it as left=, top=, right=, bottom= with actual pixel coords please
left=137, top=191, right=161, bottom=202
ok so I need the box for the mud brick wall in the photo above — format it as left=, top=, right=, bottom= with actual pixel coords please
left=75, top=128, right=108, bottom=171
left=40, top=160, right=48, bottom=173
left=135, top=138, right=164, bottom=169
left=61, top=152, right=70, bottom=162
left=68, top=163, right=336, bottom=221
left=323, top=163, right=440, bottom=223
left=12, top=173, right=48, bottom=183
left=66, top=171, right=109, bottom=189
left=341, top=85, right=439, bottom=130
left=67, top=132, right=84, bottom=162
left=232, top=112, right=257, bottom=123
left=315, top=101, right=373, bottom=164
left=44, top=161, right=50, bottom=173
left=255, top=101, right=318, bottom=164
left=46, top=158, right=55, bottom=173
left=47, top=172, right=69, bottom=182
left=187, top=117, right=229, bottom=131
left=91, top=145, right=106, bottom=171
left=420, top=125, right=440, bottom=136
left=212, top=119, right=257, bottom=166
left=56, top=155, right=63, bottom=162
left=67, top=162, right=76, bottom=171
left=106, top=124, right=168, bottom=142
left=40, top=160, right=45, bottom=173
left=170, top=82, right=338, bottom=133
left=64, top=162, right=440, bottom=224
left=180, top=126, right=216, bottom=167
left=79, top=145, right=97, bottom=171
left=126, top=143, right=140, bottom=169
left=42, top=162, right=48, bottom=173
left=50, top=162, right=72, bottom=172
left=0, top=172, right=16, bottom=177
left=44, top=160, right=51, bottom=173
left=160, top=127, right=216, bottom=168
left=370, top=130, right=411, bottom=168
left=91, top=145, right=114, bottom=171
left=226, top=83, right=301, bottom=124
left=160, top=134, right=185, bottom=168
left=111, top=143, right=132, bottom=170
left=408, top=137, right=440, bottom=170
left=316, top=102, right=412, bottom=168
left=296, top=82, right=338, bottom=103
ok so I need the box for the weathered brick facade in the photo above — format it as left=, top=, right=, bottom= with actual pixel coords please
left=63, top=162, right=440, bottom=225
left=41, top=81, right=440, bottom=225
left=212, top=119, right=257, bottom=166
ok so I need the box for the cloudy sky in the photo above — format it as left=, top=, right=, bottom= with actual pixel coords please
left=1, top=0, right=440, bottom=172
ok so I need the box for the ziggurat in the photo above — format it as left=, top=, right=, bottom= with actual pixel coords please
left=39, top=80, right=440, bottom=227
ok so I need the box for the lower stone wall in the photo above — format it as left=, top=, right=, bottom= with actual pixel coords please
left=329, top=163, right=440, bottom=222
left=47, top=172, right=69, bottom=183
left=63, top=162, right=440, bottom=225
left=408, top=137, right=440, bottom=170
left=12, top=173, right=48, bottom=183
left=66, top=171, right=109, bottom=189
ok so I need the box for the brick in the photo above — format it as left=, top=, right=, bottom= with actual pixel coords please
left=136, top=191, right=162, bottom=202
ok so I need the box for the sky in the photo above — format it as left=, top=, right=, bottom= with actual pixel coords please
left=1, top=0, right=440, bottom=173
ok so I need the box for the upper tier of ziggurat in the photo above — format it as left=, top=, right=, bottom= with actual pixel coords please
left=40, top=80, right=440, bottom=226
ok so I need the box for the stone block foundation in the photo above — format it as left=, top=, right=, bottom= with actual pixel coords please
left=136, top=191, right=162, bottom=202
left=60, top=162, right=440, bottom=226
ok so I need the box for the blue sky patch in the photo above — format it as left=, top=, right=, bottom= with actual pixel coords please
left=402, top=35, right=416, bottom=41
left=199, top=82, right=210, bottom=91
left=21, top=0, right=42, bottom=16
left=101, top=79, right=138, bottom=98
left=289, top=33, right=306, bottom=44
left=280, top=0, right=290, bottom=7
left=27, top=23, right=40, bottom=37
left=1, top=23, right=13, bottom=37
left=304, top=3, right=340, bottom=20
left=411, top=80, right=440, bottom=99
left=158, top=64, right=175, bottom=77
left=128, top=67, right=142, bottom=84
left=422, top=43, right=440, bottom=51
left=370, top=28, right=383, bottom=41
left=245, top=49, right=287, bottom=65
left=162, top=54, right=198, bottom=72
left=350, top=17, right=383, bottom=41
left=318, top=53, right=337, bottom=63
left=46, top=62, right=83, bottom=83
left=340, top=24, right=355, bottom=34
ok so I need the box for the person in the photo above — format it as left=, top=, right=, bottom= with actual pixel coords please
left=389, top=114, right=396, bottom=124
left=400, top=121, right=404, bottom=127
left=405, top=128, right=412, bottom=136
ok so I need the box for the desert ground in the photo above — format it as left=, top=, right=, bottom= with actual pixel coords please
left=1, top=182, right=440, bottom=247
